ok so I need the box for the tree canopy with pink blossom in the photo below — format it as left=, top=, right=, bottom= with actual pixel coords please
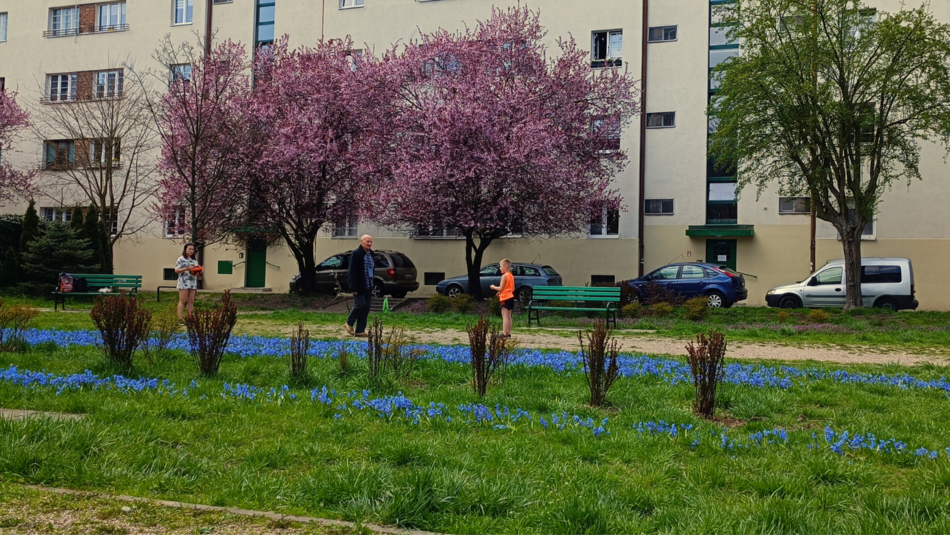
left=376, top=6, right=640, bottom=298
left=0, top=90, right=35, bottom=206
left=245, top=37, right=390, bottom=295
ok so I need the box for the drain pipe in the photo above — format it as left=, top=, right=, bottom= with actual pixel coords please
left=637, top=0, right=649, bottom=277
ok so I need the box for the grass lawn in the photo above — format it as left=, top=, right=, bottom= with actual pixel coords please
left=2, top=325, right=950, bottom=533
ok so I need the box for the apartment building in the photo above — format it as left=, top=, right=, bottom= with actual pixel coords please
left=1, top=0, right=949, bottom=308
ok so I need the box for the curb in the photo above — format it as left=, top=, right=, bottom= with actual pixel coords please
left=22, top=485, right=443, bottom=535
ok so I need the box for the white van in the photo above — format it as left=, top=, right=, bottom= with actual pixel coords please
left=765, top=258, right=918, bottom=310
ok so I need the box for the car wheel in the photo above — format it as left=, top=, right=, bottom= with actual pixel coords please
left=446, top=285, right=464, bottom=299
left=391, top=291, right=408, bottom=299
left=778, top=295, right=802, bottom=309
left=875, top=297, right=899, bottom=311
left=517, top=286, right=533, bottom=303
left=372, top=282, right=384, bottom=298
left=706, top=291, right=725, bottom=308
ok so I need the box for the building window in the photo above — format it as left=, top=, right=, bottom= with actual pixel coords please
left=710, top=48, right=740, bottom=69
left=90, top=139, right=121, bottom=167
left=709, top=25, right=735, bottom=46
left=41, top=207, right=72, bottom=222
left=331, top=218, right=358, bottom=238
left=256, top=0, right=275, bottom=47
left=340, top=0, right=364, bottom=8
left=844, top=204, right=875, bottom=239
left=646, top=112, right=675, bottom=128
left=592, top=115, right=621, bottom=151
left=645, top=199, right=674, bottom=215
left=648, top=26, right=676, bottom=42
left=591, top=275, right=615, bottom=286
left=48, top=74, right=78, bottom=102
left=0, top=12, right=7, bottom=42
left=170, top=64, right=192, bottom=85
left=50, top=7, right=79, bottom=37
left=95, top=70, right=124, bottom=98
left=591, top=30, right=622, bottom=68
left=424, top=272, right=445, bottom=285
left=101, top=209, right=119, bottom=236
left=44, top=140, right=76, bottom=169
left=589, top=207, right=619, bottom=237
left=164, top=208, right=187, bottom=238
left=779, top=197, right=810, bottom=214
left=98, top=3, right=126, bottom=31
left=414, top=225, right=460, bottom=239
left=346, top=49, right=363, bottom=72
left=174, top=0, right=193, bottom=25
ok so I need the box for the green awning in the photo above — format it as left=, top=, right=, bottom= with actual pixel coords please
left=685, top=225, right=754, bottom=238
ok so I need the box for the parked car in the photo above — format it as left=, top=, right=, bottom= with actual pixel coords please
left=435, top=263, right=563, bottom=302
left=289, top=249, right=419, bottom=298
left=765, top=257, right=918, bottom=311
left=627, top=262, right=748, bottom=308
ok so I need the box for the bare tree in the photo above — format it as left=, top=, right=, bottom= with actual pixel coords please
left=31, top=59, right=159, bottom=272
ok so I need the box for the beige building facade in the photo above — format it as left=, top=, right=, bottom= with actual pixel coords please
left=1, top=0, right=949, bottom=308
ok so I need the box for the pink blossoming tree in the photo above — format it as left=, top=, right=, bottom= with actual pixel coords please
left=151, top=39, right=256, bottom=252
left=245, top=37, right=390, bottom=295
left=377, top=6, right=640, bottom=299
left=0, top=90, right=35, bottom=205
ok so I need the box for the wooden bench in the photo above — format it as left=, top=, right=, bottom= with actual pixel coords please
left=527, top=286, right=621, bottom=328
left=52, top=274, right=143, bottom=311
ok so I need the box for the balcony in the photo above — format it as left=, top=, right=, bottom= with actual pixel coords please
left=43, top=23, right=129, bottom=38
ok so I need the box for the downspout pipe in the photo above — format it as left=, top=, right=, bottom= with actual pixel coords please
left=205, top=0, right=213, bottom=55
left=637, top=0, right=649, bottom=277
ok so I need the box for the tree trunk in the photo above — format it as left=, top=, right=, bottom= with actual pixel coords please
left=840, top=224, right=864, bottom=310
left=464, top=231, right=492, bottom=301
left=289, top=237, right=318, bottom=296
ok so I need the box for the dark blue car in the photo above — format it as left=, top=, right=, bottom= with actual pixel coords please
left=628, top=262, right=748, bottom=308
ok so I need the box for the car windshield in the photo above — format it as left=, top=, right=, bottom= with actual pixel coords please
left=542, top=266, right=559, bottom=276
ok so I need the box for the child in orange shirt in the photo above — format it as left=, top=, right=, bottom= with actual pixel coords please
left=489, top=258, right=515, bottom=337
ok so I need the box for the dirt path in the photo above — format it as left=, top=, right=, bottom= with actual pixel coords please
left=233, top=321, right=950, bottom=367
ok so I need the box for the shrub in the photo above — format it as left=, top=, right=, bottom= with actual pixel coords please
left=427, top=295, right=452, bottom=313
left=142, top=304, right=180, bottom=364
left=776, top=311, right=790, bottom=324
left=1, top=247, right=19, bottom=287
left=684, top=297, right=709, bottom=321
left=487, top=296, right=501, bottom=316
left=367, top=317, right=421, bottom=383
left=452, top=294, right=476, bottom=314
left=650, top=302, right=674, bottom=317
left=0, top=300, right=39, bottom=352
left=336, top=344, right=350, bottom=373
left=809, top=309, right=831, bottom=324
left=685, top=330, right=727, bottom=418
left=467, top=315, right=515, bottom=396
left=19, top=222, right=97, bottom=294
left=289, top=322, right=310, bottom=382
left=578, top=320, right=621, bottom=407
left=641, top=280, right=686, bottom=306
left=620, top=302, right=641, bottom=319
left=184, top=291, right=238, bottom=376
left=90, top=294, right=152, bottom=369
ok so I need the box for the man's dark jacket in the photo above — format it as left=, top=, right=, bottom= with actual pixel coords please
left=347, top=246, right=371, bottom=293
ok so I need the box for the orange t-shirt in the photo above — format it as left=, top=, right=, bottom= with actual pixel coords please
left=497, top=272, right=515, bottom=301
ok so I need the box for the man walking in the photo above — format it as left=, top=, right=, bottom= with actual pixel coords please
left=344, top=234, right=374, bottom=337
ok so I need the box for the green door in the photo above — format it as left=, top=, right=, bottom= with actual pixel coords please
left=245, top=239, right=267, bottom=288
left=706, top=239, right=737, bottom=271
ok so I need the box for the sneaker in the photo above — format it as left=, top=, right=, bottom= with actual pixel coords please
left=344, top=323, right=355, bottom=336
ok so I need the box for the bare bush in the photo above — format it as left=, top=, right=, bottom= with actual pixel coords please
left=90, top=293, right=152, bottom=369
left=467, top=315, right=516, bottom=396
left=0, top=300, right=39, bottom=351
left=367, top=317, right=422, bottom=383
left=290, top=322, right=310, bottom=381
left=685, top=331, right=727, bottom=418
left=141, top=304, right=180, bottom=364
left=578, top=320, right=621, bottom=407
left=184, top=291, right=238, bottom=376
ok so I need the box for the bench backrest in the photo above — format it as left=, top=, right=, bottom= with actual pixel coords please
left=533, top=286, right=620, bottom=302
left=69, top=274, right=143, bottom=289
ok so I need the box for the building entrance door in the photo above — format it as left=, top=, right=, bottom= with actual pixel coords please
left=245, top=239, right=267, bottom=288
left=706, top=239, right=737, bottom=271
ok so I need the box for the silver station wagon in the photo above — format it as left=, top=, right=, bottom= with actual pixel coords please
left=765, top=257, right=918, bottom=311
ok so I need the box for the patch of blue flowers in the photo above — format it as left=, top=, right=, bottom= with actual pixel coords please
left=3, top=363, right=948, bottom=460
left=17, top=329, right=950, bottom=395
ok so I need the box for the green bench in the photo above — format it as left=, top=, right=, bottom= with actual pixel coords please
left=527, top=286, right=621, bottom=328
left=52, top=274, right=143, bottom=311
